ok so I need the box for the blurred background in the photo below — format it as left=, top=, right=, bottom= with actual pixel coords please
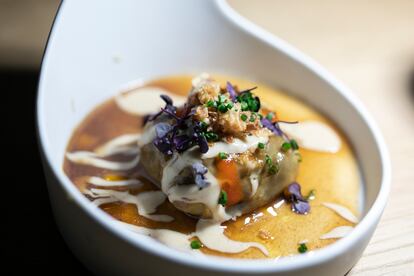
left=3, top=0, right=413, bottom=275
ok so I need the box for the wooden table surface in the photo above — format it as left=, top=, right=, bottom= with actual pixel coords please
left=230, top=1, right=414, bottom=275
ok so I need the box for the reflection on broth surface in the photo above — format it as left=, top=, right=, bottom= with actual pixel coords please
left=63, top=74, right=360, bottom=258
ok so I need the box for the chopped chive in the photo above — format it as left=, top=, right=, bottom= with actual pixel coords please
left=206, top=100, right=216, bottom=108
left=226, top=102, right=234, bottom=109
left=298, top=243, right=308, bottom=253
left=218, top=152, right=228, bottom=159
left=204, top=132, right=218, bottom=141
left=265, top=155, right=272, bottom=165
left=266, top=112, right=274, bottom=120
left=218, top=104, right=227, bottom=113
left=190, top=240, right=203, bottom=249
left=249, top=113, right=256, bottom=122
left=258, top=142, right=265, bottom=149
left=200, top=121, right=208, bottom=129
left=240, top=102, right=248, bottom=111
left=290, top=139, right=299, bottom=150
left=281, top=142, right=292, bottom=152
left=240, top=114, right=248, bottom=121
left=218, top=190, right=228, bottom=206
left=258, top=113, right=263, bottom=119
left=268, top=164, right=278, bottom=175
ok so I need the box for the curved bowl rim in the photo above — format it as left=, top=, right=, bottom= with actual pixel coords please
left=36, top=0, right=391, bottom=273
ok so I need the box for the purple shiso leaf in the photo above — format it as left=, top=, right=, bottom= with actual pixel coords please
left=173, top=135, right=192, bottom=152
left=196, top=132, right=209, bottom=153
left=261, top=118, right=284, bottom=136
left=155, top=122, right=172, bottom=138
left=226, top=81, right=237, bottom=102
left=192, top=163, right=209, bottom=188
left=153, top=136, right=173, bottom=156
left=292, top=200, right=310, bottom=214
left=148, top=95, right=210, bottom=155
left=160, top=94, right=173, bottom=105
left=285, top=182, right=305, bottom=200
left=283, top=182, right=310, bottom=214
left=153, top=122, right=174, bottom=156
left=143, top=95, right=176, bottom=125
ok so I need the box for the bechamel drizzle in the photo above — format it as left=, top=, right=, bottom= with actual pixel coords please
left=322, top=202, right=359, bottom=223
left=280, top=121, right=341, bottom=153
left=320, top=226, right=354, bottom=240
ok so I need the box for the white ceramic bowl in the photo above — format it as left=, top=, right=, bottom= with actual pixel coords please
left=37, top=1, right=391, bottom=275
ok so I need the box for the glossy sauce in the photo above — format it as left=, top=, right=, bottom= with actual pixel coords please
left=63, top=75, right=360, bottom=258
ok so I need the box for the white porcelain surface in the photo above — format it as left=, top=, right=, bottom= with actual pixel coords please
left=37, top=0, right=391, bottom=275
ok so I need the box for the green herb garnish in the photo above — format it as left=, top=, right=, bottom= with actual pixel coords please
left=265, top=155, right=272, bottom=165
left=206, top=100, right=216, bottom=108
left=204, top=131, right=219, bottom=142
left=240, top=114, right=248, bottom=121
left=298, top=243, right=308, bottom=253
left=190, top=240, right=203, bottom=249
left=266, top=112, right=274, bottom=120
left=268, top=164, right=278, bottom=175
left=290, top=139, right=299, bottom=150
left=218, top=190, right=228, bottom=206
left=249, top=113, right=256, bottom=122
left=237, top=91, right=260, bottom=112
left=218, top=152, right=228, bottom=159
left=258, top=142, right=265, bottom=149
left=265, top=155, right=278, bottom=175
left=281, top=142, right=292, bottom=152
left=218, top=104, right=227, bottom=113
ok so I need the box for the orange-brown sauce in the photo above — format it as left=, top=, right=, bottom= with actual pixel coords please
left=63, top=75, right=360, bottom=258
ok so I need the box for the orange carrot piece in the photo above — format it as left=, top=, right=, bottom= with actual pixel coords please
left=216, top=159, right=243, bottom=206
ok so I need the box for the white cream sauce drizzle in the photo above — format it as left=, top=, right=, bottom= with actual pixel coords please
left=95, top=134, right=140, bottom=155
left=114, top=219, right=269, bottom=256
left=280, top=121, right=341, bottom=153
left=66, top=152, right=140, bottom=171
left=202, top=135, right=269, bottom=159
left=89, top=188, right=173, bottom=222
left=322, top=202, right=359, bottom=223
left=249, top=172, right=259, bottom=197
left=66, top=133, right=141, bottom=171
left=115, top=86, right=187, bottom=116
left=114, top=221, right=198, bottom=254
left=87, top=176, right=143, bottom=187
left=196, top=219, right=269, bottom=256
left=320, top=226, right=354, bottom=239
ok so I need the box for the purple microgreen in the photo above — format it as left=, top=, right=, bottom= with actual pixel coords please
left=192, top=163, right=209, bottom=188
left=173, top=135, right=192, bottom=152
left=160, top=94, right=173, bottom=105
left=143, top=94, right=176, bottom=125
left=239, top=86, right=258, bottom=94
left=196, top=133, right=209, bottom=153
left=153, top=135, right=173, bottom=156
left=261, top=118, right=284, bottom=136
left=226, top=81, right=237, bottom=102
left=154, top=122, right=172, bottom=138
left=283, top=182, right=310, bottom=214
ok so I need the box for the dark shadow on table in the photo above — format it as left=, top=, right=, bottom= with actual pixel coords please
left=2, top=68, right=92, bottom=275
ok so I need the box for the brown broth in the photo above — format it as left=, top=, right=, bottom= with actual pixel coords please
left=63, top=75, right=360, bottom=258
